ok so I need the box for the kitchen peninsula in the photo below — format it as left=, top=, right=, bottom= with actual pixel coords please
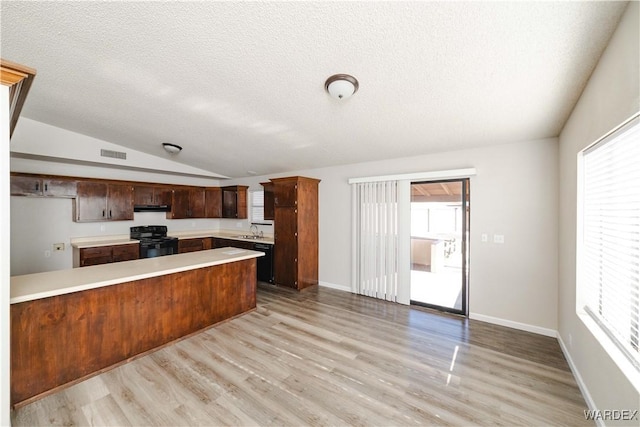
left=10, top=247, right=263, bottom=406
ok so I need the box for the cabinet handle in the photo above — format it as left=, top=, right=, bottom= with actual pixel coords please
left=35, top=182, right=39, bottom=191
left=102, top=209, right=106, bottom=217
left=109, top=210, right=112, bottom=218
left=44, top=183, right=48, bottom=192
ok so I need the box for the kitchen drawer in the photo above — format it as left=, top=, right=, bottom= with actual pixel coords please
left=178, top=237, right=212, bottom=253
left=112, top=244, right=139, bottom=262
left=79, top=247, right=113, bottom=267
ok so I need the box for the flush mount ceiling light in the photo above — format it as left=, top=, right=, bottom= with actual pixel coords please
left=325, top=74, right=359, bottom=100
left=162, top=143, right=182, bottom=154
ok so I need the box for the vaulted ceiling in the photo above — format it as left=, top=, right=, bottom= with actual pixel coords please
left=1, top=1, right=628, bottom=178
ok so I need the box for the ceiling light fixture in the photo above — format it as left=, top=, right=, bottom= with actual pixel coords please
left=162, top=143, right=182, bottom=154
left=325, top=74, right=359, bottom=100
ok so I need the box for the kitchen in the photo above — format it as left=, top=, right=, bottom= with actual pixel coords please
left=2, top=1, right=639, bottom=425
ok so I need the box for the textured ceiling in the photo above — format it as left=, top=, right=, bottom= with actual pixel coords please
left=1, top=1, right=628, bottom=178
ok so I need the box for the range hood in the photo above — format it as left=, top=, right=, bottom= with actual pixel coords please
left=134, top=204, right=171, bottom=212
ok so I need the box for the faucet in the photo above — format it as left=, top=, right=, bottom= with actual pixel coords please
left=250, top=224, right=258, bottom=237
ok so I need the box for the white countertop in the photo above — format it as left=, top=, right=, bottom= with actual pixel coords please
left=11, top=247, right=264, bottom=304
left=70, top=229, right=274, bottom=248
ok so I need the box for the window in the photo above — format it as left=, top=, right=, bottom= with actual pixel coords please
left=578, top=114, right=640, bottom=376
left=250, top=190, right=265, bottom=222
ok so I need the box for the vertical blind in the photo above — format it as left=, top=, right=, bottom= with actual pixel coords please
left=352, top=181, right=399, bottom=301
left=581, top=117, right=640, bottom=371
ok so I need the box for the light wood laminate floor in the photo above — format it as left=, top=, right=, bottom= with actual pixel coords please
left=12, top=284, right=591, bottom=426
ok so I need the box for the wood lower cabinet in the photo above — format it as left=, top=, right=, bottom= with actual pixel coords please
left=10, top=258, right=257, bottom=406
left=74, top=181, right=134, bottom=222
left=212, top=237, right=254, bottom=250
left=74, top=244, right=139, bottom=267
left=178, top=237, right=212, bottom=253
left=271, top=176, right=320, bottom=290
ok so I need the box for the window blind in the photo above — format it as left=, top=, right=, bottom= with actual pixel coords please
left=251, top=190, right=265, bottom=222
left=581, top=117, right=640, bottom=371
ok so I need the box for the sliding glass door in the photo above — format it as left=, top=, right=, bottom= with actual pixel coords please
left=410, top=179, right=469, bottom=315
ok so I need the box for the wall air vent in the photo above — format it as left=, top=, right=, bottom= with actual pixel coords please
left=100, top=149, right=127, bottom=160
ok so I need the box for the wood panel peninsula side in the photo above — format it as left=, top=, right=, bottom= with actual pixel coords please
left=10, top=248, right=263, bottom=407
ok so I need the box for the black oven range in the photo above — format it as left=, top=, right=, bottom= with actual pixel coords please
left=130, top=225, right=179, bottom=259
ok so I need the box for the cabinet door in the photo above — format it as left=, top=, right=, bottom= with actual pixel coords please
left=189, top=188, right=206, bottom=218
left=133, top=185, right=155, bottom=205
left=178, top=238, right=206, bottom=253
left=79, top=246, right=112, bottom=267
left=261, top=182, right=275, bottom=220
left=155, top=187, right=172, bottom=206
left=274, top=207, right=298, bottom=288
left=169, top=189, right=190, bottom=219
left=107, top=184, right=134, bottom=220
left=112, top=244, right=139, bottom=262
left=75, top=182, right=108, bottom=222
left=43, top=179, right=77, bottom=198
left=274, top=181, right=297, bottom=207
left=236, top=187, right=247, bottom=219
left=205, top=188, right=222, bottom=218
left=11, top=175, right=43, bottom=196
left=222, top=189, right=237, bottom=218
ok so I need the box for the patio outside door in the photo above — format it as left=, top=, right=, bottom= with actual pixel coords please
left=410, top=179, right=469, bottom=315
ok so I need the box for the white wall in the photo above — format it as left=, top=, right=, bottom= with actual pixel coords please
left=11, top=118, right=226, bottom=179
left=558, top=1, right=640, bottom=422
left=232, top=137, right=560, bottom=335
left=1, top=85, right=12, bottom=427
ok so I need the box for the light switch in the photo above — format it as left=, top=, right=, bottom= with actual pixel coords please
left=493, top=234, right=505, bottom=244
left=481, top=233, right=488, bottom=242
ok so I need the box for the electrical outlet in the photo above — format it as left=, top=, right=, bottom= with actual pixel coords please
left=493, top=234, right=505, bottom=244
left=53, top=243, right=65, bottom=251
left=44, top=250, right=51, bottom=258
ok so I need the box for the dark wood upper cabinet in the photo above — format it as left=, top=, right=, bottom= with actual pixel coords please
left=74, top=182, right=133, bottom=222
left=261, top=181, right=275, bottom=220
left=107, top=183, right=135, bottom=220
left=205, top=187, right=222, bottom=218
left=74, top=182, right=108, bottom=222
left=273, top=180, right=298, bottom=207
left=134, top=185, right=172, bottom=206
left=168, top=188, right=205, bottom=219
left=222, top=186, right=248, bottom=219
left=11, top=174, right=77, bottom=198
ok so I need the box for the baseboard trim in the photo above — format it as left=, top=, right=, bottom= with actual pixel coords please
left=318, top=281, right=351, bottom=292
left=557, top=334, right=602, bottom=426
left=469, top=312, right=557, bottom=337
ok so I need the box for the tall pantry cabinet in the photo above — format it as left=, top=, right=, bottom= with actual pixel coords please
left=271, top=176, right=320, bottom=290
